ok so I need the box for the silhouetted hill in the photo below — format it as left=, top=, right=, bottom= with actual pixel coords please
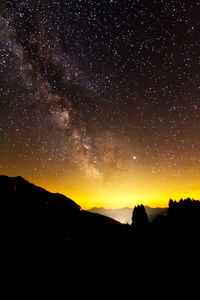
left=2, top=175, right=200, bottom=277
left=0, top=175, right=81, bottom=210
left=1, top=175, right=120, bottom=253
left=90, top=206, right=168, bottom=224
left=145, top=206, right=168, bottom=221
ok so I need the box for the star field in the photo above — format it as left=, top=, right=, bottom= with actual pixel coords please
left=0, top=0, right=200, bottom=208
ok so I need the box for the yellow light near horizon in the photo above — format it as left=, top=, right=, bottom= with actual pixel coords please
left=3, top=162, right=200, bottom=210
left=55, top=179, right=200, bottom=210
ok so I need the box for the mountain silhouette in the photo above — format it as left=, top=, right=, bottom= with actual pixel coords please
left=0, top=174, right=82, bottom=208
left=2, top=175, right=200, bottom=278
left=90, top=206, right=168, bottom=224
left=1, top=175, right=120, bottom=253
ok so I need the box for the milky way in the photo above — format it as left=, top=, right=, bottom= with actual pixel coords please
left=0, top=1, right=200, bottom=208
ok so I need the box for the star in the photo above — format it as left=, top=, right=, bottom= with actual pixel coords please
left=0, top=0, right=200, bottom=209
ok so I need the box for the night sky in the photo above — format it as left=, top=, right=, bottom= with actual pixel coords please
left=0, top=0, right=200, bottom=209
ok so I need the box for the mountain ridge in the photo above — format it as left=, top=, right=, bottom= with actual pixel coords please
left=0, top=174, right=81, bottom=210
left=1, top=174, right=120, bottom=224
left=1, top=174, right=168, bottom=225
left=89, top=206, right=168, bottom=224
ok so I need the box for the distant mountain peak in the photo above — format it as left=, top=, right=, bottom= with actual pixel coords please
left=90, top=206, right=168, bottom=224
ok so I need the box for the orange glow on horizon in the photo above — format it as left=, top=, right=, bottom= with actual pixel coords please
left=3, top=165, right=200, bottom=210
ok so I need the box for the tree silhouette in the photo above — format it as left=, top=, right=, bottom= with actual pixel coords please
left=168, top=198, right=200, bottom=252
left=131, top=205, right=149, bottom=228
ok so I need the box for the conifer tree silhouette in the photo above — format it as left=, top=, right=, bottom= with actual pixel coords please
left=131, top=205, right=149, bottom=228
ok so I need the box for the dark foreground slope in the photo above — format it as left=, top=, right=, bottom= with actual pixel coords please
left=1, top=175, right=200, bottom=280
left=1, top=175, right=121, bottom=253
